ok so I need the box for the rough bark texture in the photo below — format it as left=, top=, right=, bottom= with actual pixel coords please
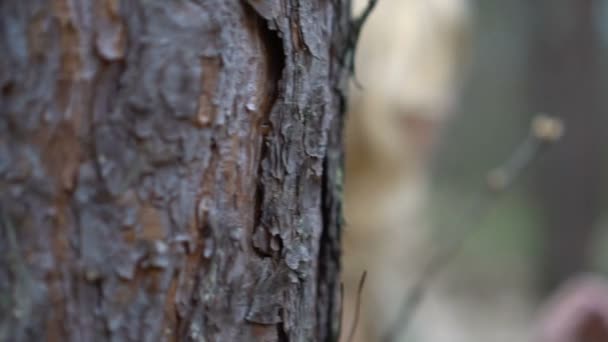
left=0, top=0, right=350, bottom=341
left=528, top=0, right=607, bottom=294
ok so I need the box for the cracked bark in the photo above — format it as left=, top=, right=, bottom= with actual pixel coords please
left=0, top=0, right=350, bottom=341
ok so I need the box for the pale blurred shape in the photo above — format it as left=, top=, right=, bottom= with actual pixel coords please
left=535, top=275, right=608, bottom=342
left=342, top=0, right=474, bottom=341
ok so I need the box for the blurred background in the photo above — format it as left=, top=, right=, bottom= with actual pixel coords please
left=433, top=0, right=608, bottom=302
left=343, top=0, right=608, bottom=341
left=432, top=0, right=608, bottom=340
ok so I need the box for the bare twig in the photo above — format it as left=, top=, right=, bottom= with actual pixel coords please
left=344, top=0, right=378, bottom=88
left=347, top=270, right=368, bottom=342
left=381, top=114, right=564, bottom=342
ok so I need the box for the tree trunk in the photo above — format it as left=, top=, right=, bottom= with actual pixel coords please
left=0, top=1, right=350, bottom=341
left=527, top=0, right=607, bottom=295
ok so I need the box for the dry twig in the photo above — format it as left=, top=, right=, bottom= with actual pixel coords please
left=347, top=271, right=368, bottom=342
left=381, top=114, right=564, bottom=342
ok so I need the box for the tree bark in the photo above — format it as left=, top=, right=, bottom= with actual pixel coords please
left=0, top=0, right=350, bottom=341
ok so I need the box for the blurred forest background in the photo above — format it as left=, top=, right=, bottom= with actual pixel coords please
left=430, top=0, right=608, bottom=329
left=343, top=0, right=608, bottom=340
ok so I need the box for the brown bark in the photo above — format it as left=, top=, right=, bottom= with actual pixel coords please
left=527, top=0, right=607, bottom=294
left=0, top=0, right=350, bottom=341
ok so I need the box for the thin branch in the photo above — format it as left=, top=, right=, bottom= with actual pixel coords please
left=381, top=114, right=564, bottom=342
left=347, top=270, right=368, bottom=342
left=345, top=0, right=378, bottom=88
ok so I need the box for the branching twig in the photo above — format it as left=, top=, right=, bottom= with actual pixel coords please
left=381, top=114, right=564, bottom=342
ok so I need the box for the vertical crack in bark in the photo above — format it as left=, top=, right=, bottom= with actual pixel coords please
left=2, top=0, right=349, bottom=340
left=177, top=220, right=209, bottom=341
left=243, top=2, right=286, bottom=259
left=318, top=147, right=344, bottom=342
left=277, top=321, right=289, bottom=342
left=178, top=140, right=219, bottom=340
left=318, top=1, right=352, bottom=339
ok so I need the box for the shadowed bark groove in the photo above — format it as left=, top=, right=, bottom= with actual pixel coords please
left=0, top=0, right=351, bottom=341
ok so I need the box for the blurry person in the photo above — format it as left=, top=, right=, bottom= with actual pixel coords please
left=341, top=0, right=472, bottom=340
